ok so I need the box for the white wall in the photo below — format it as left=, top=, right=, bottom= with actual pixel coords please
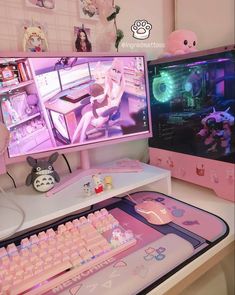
left=0, top=0, right=174, bottom=189
left=175, top=0, right=235, bottom=50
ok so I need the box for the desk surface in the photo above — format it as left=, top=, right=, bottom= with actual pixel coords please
left=44, top=88, right=90, bottom=115
left=0, top=175, right=234, bottom=294
left=146, top=178, right=235, bottom=295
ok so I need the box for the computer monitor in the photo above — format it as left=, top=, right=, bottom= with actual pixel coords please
left=59, top=62, right=91, bottom=91
left=0, top=53, right=151, bottom=183
left=148, top=45, right=235, bottom=201
left=35, top=70, right=61, bottom=100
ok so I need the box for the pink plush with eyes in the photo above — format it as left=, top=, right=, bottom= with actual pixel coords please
left=164, top=29, right=198, bottom=56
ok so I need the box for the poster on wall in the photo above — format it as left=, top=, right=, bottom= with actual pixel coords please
left=22, top=24, right=49, bottom=52
left=78, top=0, right=99, bottom=20
left=25, top=0, right=56, bottom=10
left=74, top=26, right=92, bottom=52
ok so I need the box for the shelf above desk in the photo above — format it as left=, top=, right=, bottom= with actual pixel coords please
left=0, top=162, right=171, bottom=238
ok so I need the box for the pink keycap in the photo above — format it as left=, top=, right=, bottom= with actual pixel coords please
left=30, top=234, right=39, bottom=244
left=7, top=243, right=17, bottom=254
left=101, top=208, right=108, bottom=215
left=38, top=231, right=47, bottom=241
left=72, top=219, right=81, bottom=227
left=79, top=216, right=87, bottom=224
left=58, top=224, right=67, bottom=234
left=21, top=238, right=30, bottom=248
left=38, top=241, right=48, bottom=250
left=65, top=221, right=73, bottom=230
left=94, top=211, right=102, bottom=218
left=87, top=213, right=96, bottom=222
left=0, top=247, right=7, bottom=257
left=46, top=228, right=56, bottom=238
left=1, top=255, right=10, bottom=266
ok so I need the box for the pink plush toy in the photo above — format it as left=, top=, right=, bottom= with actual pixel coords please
left=164, top=29, right=198, bottom=56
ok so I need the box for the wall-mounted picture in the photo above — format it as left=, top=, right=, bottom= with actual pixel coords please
left=25, top=0, right=55, bottom=10
left=23, top=25, right=49, bottom=52
left=79, top=0, right=99, bottom=20
left=74, top=26, right=92, bottom=52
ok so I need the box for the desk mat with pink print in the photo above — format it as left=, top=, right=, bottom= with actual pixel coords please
left=46, top=191, right=228, bottom=295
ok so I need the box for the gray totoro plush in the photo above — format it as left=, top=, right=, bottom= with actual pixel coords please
left=26, top=152, right=60, bottom=193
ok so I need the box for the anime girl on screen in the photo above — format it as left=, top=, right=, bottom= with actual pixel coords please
left=72, top=58, right=125, bottom=143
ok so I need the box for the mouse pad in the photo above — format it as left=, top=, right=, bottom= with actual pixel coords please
left=44, top=191, right=228, bottom=295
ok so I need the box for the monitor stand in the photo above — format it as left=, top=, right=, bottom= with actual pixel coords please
left=46, top=150, right=144, bottom=197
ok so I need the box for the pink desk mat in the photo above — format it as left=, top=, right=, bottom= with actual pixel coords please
left=129, top=191, right=228, bottom=242
left=41, top=192, right=228, bottom=295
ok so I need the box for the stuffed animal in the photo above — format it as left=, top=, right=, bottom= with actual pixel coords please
left=26, top=152, right=60, bottom=192
left=164, top=29, right=198, bottom=56
left=25, top=94, right=40, bottom=115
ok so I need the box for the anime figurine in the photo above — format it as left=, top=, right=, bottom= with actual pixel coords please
left=23, top=26, right=49, bottom=52
left=72, top=58, right=125, bottom=143
left=197, top=107, right=234, bottom=156
left=92, top=174, right=104, bottom=194
left=26, top=152, right=60, bottom=193
left=0, top=122, right=10, bottom=156
left=164, top=30, right=198, bottom=56
left=104, top=175, right=113, bottom=190
left=75, top=28, right=92, bottom=52
left=83, top=182, right=93, bottom=196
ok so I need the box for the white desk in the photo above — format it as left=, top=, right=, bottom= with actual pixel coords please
left=0, top=170, right=234, bottom=295
left=146, top=178, right=235, bottom=295
left=0, top=162, right=171, bottom=238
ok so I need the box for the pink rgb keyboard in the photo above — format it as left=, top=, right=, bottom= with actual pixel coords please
left=0, top=208, right=136, bottom=295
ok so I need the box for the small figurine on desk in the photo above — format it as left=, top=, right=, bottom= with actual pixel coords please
left=26, top=152, right=60, bottom=193
left=104, top=175, right=113, bottom=190
left=83, top=182, right=93, bottom=196
left=92, top=173, right=104, bottom=194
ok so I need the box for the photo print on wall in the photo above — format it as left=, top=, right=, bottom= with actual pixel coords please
left=22, top=23, right=49, bottom=52
left=74, top=26, right=92, bottom=52
left=79, top=0, right=99, bottom=20
left=25, top=0, right=55, bottom=10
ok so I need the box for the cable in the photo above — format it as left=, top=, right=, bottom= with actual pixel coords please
left=6, top=171, right=17, bottom=188
left=126, top=193, right=138, bottom=204
left=0, top=186, right=25, bottom=242
left=62, top=154, right=72, bottom=173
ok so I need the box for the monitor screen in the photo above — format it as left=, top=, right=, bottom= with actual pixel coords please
left=148, top=48, right=235, bottom=164
left=59, top=62, right=91, bottom=91
left=36, top=71, right=61, bottom=100
left=0, top=54, right=151, bottom=161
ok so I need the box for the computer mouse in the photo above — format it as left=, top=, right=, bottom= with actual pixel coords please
left=134, top=200, right=172, bottom=225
